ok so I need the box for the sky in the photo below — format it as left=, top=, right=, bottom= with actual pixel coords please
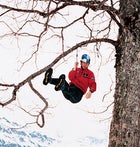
left=0, top=1, right=117, bottom=146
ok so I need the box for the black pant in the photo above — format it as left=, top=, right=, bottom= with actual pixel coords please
left=50, top=77, right=84, bottom=103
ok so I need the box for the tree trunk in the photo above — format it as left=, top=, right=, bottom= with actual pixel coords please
left=108, top=0, right=140, bottom=147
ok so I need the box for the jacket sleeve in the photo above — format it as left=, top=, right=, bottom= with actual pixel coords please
left=88, top=72, right=96, bottom=92
left=68, top=69, right=77, bottom=81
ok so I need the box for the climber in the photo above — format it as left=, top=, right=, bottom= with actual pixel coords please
left=43, top=54, right=96, bottom=103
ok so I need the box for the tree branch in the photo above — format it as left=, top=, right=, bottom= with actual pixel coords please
left=28, top=80, right=48, bottom=127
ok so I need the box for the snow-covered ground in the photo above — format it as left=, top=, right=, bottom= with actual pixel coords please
left=0, top=117, right=109, bottom=147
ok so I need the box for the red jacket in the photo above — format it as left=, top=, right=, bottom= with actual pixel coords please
left=68, top=67, right=96, bottom=94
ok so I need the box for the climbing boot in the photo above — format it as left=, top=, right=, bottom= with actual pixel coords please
left=55, top=74, right=65, bottom=91
left=43, top=68, right=53, bottom=85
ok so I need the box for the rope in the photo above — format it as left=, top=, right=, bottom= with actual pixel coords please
left=76, top=48, right=78, bottom=62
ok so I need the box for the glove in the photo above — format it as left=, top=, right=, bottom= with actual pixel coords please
left=73, top=62, right=79, bottom=70
left=85, top=91, right=92, bottom=99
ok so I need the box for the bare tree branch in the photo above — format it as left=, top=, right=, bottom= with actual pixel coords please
left=28, top=80, right=48, bottom=127
left=0, top=37, right=117, bottom=107
left=0, top=0, right=119, bottom=128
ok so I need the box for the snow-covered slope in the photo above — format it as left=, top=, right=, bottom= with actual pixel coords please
left=0, top=117, right=108, bottom=147
left=0, top=117, right=56, bottom=147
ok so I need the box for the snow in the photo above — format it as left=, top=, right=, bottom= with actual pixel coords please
left=0, top=117, right=109, bottom=147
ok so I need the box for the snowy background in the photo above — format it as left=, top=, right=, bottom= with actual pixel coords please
left=0, top=115, right=109, bottom=147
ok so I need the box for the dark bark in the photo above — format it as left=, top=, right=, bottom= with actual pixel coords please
left=109, top=0, right=140, bottom=147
